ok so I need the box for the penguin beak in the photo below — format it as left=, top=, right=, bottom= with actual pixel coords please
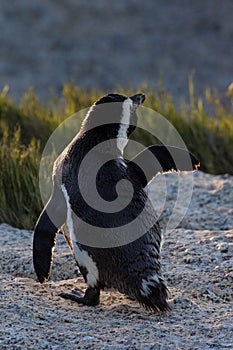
left=130, top=93, right=146, bottom=106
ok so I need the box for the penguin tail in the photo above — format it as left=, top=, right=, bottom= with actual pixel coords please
left=138, top=275, right=171, bottom=313
left=139, top=286, right=171, bottom=313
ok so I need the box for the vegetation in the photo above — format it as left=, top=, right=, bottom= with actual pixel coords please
left=0, top=80, right=232, bottom=228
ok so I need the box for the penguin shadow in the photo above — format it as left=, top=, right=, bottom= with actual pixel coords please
left=102, top=289, right=197, bottom=317
left=104, top=297, right=196, bottom=318
left=58, top=284, right=145, bottom=316
left=56, top=284, right=170, bottom=318
left=100, top=291, right=169, bottom=318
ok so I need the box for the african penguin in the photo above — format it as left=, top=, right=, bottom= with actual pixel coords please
left=33, top=93, right=199, bottom=312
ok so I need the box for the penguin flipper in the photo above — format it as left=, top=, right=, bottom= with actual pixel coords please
left=127, top=145, right=200, bottom=188
left=33, top=185, right=66, bottom=284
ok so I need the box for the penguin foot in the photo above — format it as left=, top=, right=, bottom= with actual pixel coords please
left=71, top=288, right=84, bottom=296
left=60, top=287, right=100, bottom=306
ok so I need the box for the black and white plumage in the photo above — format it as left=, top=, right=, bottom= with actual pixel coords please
left=33, top=93, right=199, bottom=312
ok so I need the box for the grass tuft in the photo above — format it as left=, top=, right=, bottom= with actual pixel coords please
left=0, top=81, right=232, bottom=228
left=0, top=128, right=42, bottom=228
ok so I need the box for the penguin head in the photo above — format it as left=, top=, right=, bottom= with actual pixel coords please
left=95, top=92, right=145, bottom=106
left=80, top=92, right=145, bottom=153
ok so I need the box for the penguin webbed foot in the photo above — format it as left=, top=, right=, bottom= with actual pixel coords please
left=60, top=287, right=100, bottom=306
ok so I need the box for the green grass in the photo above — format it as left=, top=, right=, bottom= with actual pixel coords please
left=0, top=80, right=232, bottom=228
left=0, top=128, right=42, bottom=228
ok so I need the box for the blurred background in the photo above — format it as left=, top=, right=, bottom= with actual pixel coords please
left=0, top=0, right=233, bottom=229
left=1, top=0, right=232, bottom=101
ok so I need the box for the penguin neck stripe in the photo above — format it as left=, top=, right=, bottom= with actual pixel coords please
left=117, top=98, right=132, bottom=154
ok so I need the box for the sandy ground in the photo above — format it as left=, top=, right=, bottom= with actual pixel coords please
left=0, top=171, right=232, bottom=349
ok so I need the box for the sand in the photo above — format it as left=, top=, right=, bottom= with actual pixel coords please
left=0, top=171, right=232, bottom=349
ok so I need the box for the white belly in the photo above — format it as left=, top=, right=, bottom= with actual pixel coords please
left=61, top=184, right=99, bottom=287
